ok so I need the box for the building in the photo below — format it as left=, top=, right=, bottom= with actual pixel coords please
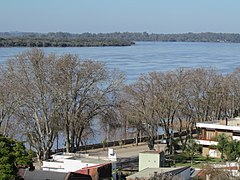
left=42, top=149, right=117, bottom=179
left=18, top=169, right=92, bottom=180
left=75, top=163, right=112, bottom=180
left=126, top=149, right=191, bottom=180
left=196, top=162, right=240, bottom=179
left=196, top=117, right=240, bottom=157
left=138, top=150, right=165, bottom=171
left=126, top=166, right=191, bottom=180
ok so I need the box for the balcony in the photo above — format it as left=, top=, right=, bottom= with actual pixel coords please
left=195, top=139, right=218, bottom=146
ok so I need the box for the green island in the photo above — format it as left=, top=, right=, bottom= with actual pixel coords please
left=1, top=32, right=240, bottom=47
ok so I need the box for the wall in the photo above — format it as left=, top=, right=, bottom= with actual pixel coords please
left=42, top=158, right=97, bottom=173
left=209, top=149, right=220, bottom=158
left=202, top=147, right=209, bottom=157
left=42, top=161, right=65, bottom=172
left=139, top=153, right=161, bottom=171
left=53, top=129, right=197, bottom=153
left=64, top=159, right=97, bottom=172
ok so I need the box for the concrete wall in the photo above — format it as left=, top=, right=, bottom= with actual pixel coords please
left=139, top=153, right=161, bottom=171
left=42, top=161, right=65, bottom=172
left=233, top=136, right=240, bottom=141
left=42, top=158, right=97, bottom=173
left=202, top=147, right=221, bottom=158
left=209, top=149, right=221, bottom=158
left=202, top=147, right=209, bottom=157
left=53, top=129, right=197, bottom=154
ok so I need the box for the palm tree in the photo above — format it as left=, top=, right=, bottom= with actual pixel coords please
left=225, top=140, right=240, bottom=161
left=215, top=133, right=230, bottom=160
left=185, top=138, right=201, bottom=164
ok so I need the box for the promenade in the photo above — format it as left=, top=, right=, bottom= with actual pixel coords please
left=84, top=142, right=167, bottom=170
left=85, top=142, right=167, bottom=158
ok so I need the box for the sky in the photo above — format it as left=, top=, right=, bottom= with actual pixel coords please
left=1, top=0, right=240, bottom=34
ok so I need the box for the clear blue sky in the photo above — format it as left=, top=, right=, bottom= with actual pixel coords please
left=1, top=0, right=240, bottom=33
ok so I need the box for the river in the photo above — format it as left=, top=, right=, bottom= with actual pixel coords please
left=1, top=41, right=240, bottom=147
left=1, top=42, right=240, bottom=83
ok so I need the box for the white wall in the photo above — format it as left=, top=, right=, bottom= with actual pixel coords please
left=209, top=149, right=220, bottom=158
left=42, top=161, right=65, bottom=172
left=139, top=153, right=160, bottom=171
left=64, top=159, right=98, bottom=172
left=42, top=158, right=98, bottom=173
left=233, top=136, right=240, bottom=141
left=195, top=139, right=218, bottom=146
left=52, top=154, right=73, bottom=161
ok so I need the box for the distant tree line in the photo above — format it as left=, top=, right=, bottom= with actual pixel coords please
left=1, top=32, right=240, bottom=47
left=1, top=49, right=240, bottom=163
left=0, top=36, right=134, bottom=47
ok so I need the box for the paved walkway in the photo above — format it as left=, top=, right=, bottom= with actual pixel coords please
left=84, top=142, right=167, bottom=170
left=83, top=142, right=167, bottom=159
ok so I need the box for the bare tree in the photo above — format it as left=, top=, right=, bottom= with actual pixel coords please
left=53, top=55, right=124, bottom=152
left=0, top=65, right=22, bottom=136
left=6, top=49, right=62, bottom=161
left=122, top=76, right=158, bottom=150
left=122, top=71, right=180, bottom=151
left=121, top=68, right=234, bottom=152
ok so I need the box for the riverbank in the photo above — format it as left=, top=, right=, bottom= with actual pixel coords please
left=0, top=37, right=134, bottom=47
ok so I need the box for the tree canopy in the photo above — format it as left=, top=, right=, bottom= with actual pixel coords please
left=0, top=49, right=124, bottom=161
left=0, top=135, right=33, bottom=180
left=215, top=133, right=240, bottom=161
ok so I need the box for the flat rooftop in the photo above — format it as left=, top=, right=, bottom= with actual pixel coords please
left=50, top=153, right=114, bottom=164
left=68, top=156, right=112, bottom=164
left=196, top=117, right=240, bottom=131
left=140, top=150, right=162, bottom=154
left=126, top=167, right=190, bottom=179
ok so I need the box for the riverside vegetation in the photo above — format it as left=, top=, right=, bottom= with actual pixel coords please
left=1, top=32, right=240, bottom=47
left=1, top=48, right=240, bottom=164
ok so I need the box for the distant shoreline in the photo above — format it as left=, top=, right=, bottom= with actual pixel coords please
left=0, top=38, right=135, bottom=48
left=1, top=32, right=240, bottom=47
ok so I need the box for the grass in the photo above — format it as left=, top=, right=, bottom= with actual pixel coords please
left=171, top=152, right=222, bottom=168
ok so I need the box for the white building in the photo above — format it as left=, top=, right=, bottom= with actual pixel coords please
left=42, top=149, right=117, bottom=178
left=138, top=150, right=165, bottom=171
left=195, top=117, right=240, bottom=157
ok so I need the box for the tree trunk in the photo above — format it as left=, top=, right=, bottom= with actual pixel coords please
left=70, top=131, right=75, bottom=153
left=136, top=130, right=139, bottom=146
left=75, top=127, right=84, bottom=151
left=36, top=153, right=42, bottom=166
left=43, top=150, right=49, bottom=161
left=147, top=136, right=155, bottom=150
left=65, top=125, right=70, bottom=153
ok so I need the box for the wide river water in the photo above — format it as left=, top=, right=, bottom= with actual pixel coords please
left=1, top=41, right=240, bottom=83
left=1, top=41, right=240, bottom=146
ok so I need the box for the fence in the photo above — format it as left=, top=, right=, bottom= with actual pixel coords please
left=53, top=129, right=197, bottom=154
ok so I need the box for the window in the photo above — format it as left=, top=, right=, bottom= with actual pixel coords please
left=206, top=130, right=215, bottom=140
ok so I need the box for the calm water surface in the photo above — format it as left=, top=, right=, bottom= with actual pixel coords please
left=1, top=42, right=240, bottom=146
left=1, top=42, right=240, bottom=83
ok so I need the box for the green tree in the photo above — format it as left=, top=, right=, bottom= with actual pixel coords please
left=185, top=138, right=201, bottom=164
left=224, top=139, right=240, bottom=161
left=0, top=135, right=32, bottom=180
left=215, top=133, right=230, bottom=160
